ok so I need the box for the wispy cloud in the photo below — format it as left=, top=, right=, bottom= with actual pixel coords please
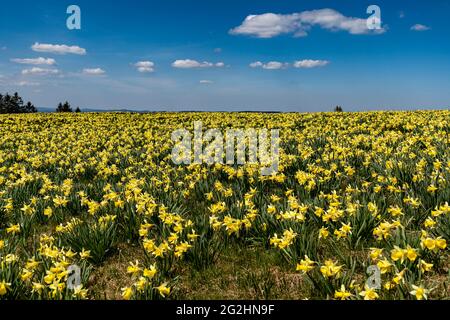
left=250, top=61, right=287, bottom=70
left=199, top=80, right=213, bottom=84
left=11, top=57, right=56, bottom=65
left=411, top=24, right=431, bottom=31
left=249, top=61, right=263, bottom=68
left=15, top=81, right=40, bottom=86
left=172, top=59, right=224, bottom=69
left=134, top=61, right=155, bottom=73
left=293, top=59, right=329, bottom=68
left=32, top=42, right=86, bottom=55
left=82, top=68, right=106, bottom=75
left=250, top=59, right=329, bottom=70
left=21, top=67, right=60, bottom=75
left=230, top=8, right=386, bottom=38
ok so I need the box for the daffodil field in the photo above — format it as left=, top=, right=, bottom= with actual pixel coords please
left=0, top=111, right=449, bottom=300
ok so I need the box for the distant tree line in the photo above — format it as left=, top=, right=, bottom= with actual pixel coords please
left=56, top=101, right=80, bottom=113
left=0, top=92, right=83, bottom=114
left=0, top=92, right=37, bottom=114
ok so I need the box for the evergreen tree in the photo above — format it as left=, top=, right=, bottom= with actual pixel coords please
left=56, top=101, right=73, bottom=113
left=25, top=101, right=37, bottom=113
left=0, top=92, right=37, bottom=114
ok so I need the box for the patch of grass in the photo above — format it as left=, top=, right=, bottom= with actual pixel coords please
left=88, top=243, right=144, bottom=299
left=175, top=243, right=309, bottom=299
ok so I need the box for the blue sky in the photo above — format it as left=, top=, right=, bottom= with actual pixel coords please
left=0, top=0, right=449, bottom=111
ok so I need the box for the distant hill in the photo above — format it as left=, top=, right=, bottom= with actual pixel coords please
left=37, top=107, right=285, bottom=114
left=37, top=107, right=142, bottom=113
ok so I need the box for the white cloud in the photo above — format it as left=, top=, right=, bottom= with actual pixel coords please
left=11, top=57, right=56, bottom=65
left=134, top=61, right=155, bottom=73
left=249, top=61, right=287, bottom=70
left=263, top=61, right=286, bottom=70
left=293, top=59, right=329, bottom=68
left=249, top=61, right=263, bottom=68
left=214, top=48, right=222, bottom=53
left=82, top=68, right=106, bottom=75
left=230, top=13, right=300, bottom=38
left=230, top=8, right=386, bottom=38
left=21, top=67, right=59, bottom=76
left=172, top=59, right=225, bottom=69
left=199, top=80, right=213, bottom=84
left=298, top=9, right=383, bottom=35
left=31, top=42, right=86, bottom=55
left=250, top=59, right=329, bottom=70
left=411, top=24, right=431, bottom=31
left=399, top=11, right=405, bottom=19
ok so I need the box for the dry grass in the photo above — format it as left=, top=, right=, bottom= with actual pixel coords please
left=88, top=243, right=144, bottom=299
left=176, top=244, right=310, bottom=300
